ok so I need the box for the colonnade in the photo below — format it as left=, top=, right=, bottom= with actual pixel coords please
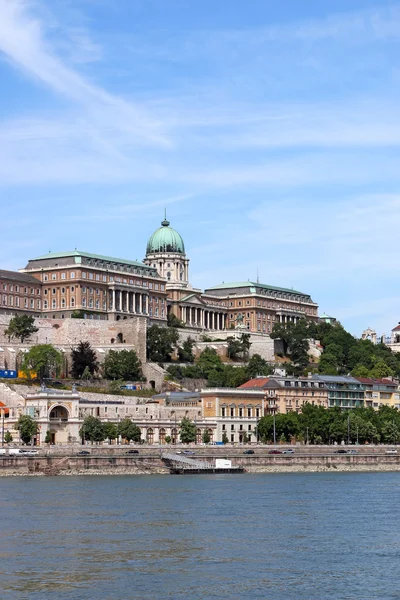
left=180, top=306, right=227, bottom=330
left=110, top=289, right=149, bottom=315
left=276, top=314, right=302, bottom=324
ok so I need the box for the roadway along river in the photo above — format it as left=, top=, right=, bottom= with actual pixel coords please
left=0, top=472, right=398, bottom=600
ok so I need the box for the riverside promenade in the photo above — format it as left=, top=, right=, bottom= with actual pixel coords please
left=1, top=445, right=400, bottom=476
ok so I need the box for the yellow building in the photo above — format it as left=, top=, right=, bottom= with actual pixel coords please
left=201, top=388, right=266, bottom=443
left=355, top=378, right=400, bottom=409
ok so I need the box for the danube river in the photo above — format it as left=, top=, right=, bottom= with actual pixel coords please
left=1, top=472, right=399, bottom=600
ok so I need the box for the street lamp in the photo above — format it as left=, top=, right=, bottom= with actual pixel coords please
left=306, top=427, right=309, bottom=445
left=273, top=413, right=276, bottom=445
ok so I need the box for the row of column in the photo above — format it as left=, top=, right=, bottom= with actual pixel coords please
left=110, top=289, right=149, bottom=314
left=277, top=314, right=301, bottom=324
left=180, top=306, right=227, bottom=330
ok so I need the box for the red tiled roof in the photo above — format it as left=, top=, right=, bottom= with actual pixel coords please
left=392, top=325, right=400, bottom=331
left=238, top=378, right=270, bottom=389
left=355, top=377, right=396, bottom=386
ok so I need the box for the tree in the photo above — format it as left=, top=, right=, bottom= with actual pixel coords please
left=226, top=336, right=244, bottom=360
left=15, top=415, right=37, bottom=444
left=318, top=353, right=339, bottom=375
left=369, top=359, right=394, bottom=379
left=117, top=418, right=142, bottom=443
left=4, top=431, right=13, bottom=444
left=71, top=341, right=99, bottom=379
left=246, top=354, right=273, bottom=379
left=226, top=333, right=251, bottom=360
left=178, top=336, right=195, bottom=362
left=22, top=344, right=62, bottom=380
left=44, top=430, right=52, bottom=444
left=167, top=313, right=186, bottom=328
left=196, top=347, right=223, bottom=378
left=102, top=422, right=118, bottom=444
left=222, top=432, right=229, bottom=444
left=202, top=430, right=211, bottom=444
left=5, top=315, right=38, bottom=343
left=179, top=417, right=196, bottom=444
left=351, top=365, right=370, bottom=377
left=104, top=349, right=143, bottom=381
left=270, top=321, right=296, bottom=355
left=81, top=366, right=92, bottom=381
left=146, top=325, right=179, bottom=362
left=79, top=416, right=106, bottom=443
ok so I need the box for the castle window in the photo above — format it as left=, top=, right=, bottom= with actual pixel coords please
left=167, top=272, right=171, bottom=280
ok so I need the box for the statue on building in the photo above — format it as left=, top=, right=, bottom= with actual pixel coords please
left=235, top=313, right=247, bottom=331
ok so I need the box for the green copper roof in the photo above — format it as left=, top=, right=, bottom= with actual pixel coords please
left=206, top=281, right=309, bottom=296
left=31, top=250, right=153, bottom=270
left=146, top=216, right=185, bottom=255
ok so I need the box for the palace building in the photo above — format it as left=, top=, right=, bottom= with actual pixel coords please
left=0, top=215, right=318, bottom=333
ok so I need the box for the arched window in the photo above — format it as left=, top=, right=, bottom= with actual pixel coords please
left=167, top=272, right=171, bottom=281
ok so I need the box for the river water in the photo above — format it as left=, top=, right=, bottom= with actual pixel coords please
left=0, top=472, right=399, bottom=600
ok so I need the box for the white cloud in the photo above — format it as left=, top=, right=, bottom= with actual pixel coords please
left=0, top=0, right=169, bottom=147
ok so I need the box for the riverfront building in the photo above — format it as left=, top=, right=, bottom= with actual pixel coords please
left=239, top=375, right=329, bottom=413
left=354, top=378, right=400, bottom=409
left=1, top=384, right=215, bottom=446
left=201, top=388, right=265, bottom=444
left=0, top=215, right=318, bottom=333
left=311, top=375, right=364, bottom=409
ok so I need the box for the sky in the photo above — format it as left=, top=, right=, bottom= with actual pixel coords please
left=0, top=0, right=399, bottom=337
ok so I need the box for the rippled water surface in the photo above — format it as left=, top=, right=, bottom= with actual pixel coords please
left=1, top=472, right=399, bottom=599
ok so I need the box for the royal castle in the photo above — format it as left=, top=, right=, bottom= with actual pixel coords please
left=0, top=215, right=318, bottom=333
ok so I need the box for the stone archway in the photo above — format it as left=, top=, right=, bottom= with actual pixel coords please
left=48, top=405, right=70, bottom=444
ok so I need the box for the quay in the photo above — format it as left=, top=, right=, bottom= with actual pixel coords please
left=1, top=446, right=400, bottom=476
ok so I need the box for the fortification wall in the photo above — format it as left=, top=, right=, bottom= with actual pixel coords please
left=0, top=315, right=147, bottom=369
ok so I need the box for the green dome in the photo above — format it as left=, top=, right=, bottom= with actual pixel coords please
left=146, top=218, right=185, bottom=255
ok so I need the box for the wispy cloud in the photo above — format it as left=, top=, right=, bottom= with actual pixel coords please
left=0, top=0, right=169, bottom=146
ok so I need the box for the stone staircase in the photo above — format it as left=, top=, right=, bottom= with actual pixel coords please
left=161, top=452, right=214, bottom=470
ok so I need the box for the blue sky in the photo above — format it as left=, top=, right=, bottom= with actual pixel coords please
left=0, top=0, right=399, bottom=337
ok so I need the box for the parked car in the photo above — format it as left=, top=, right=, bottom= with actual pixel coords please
left=125, top=449, right=139, bottom=454
left=334, top=449, right=347, bottom=454
left=76, top=450, right=91, bottom=456
left=282, top=449, right=294, bottom=454
left=348, top=449, right=358, bottom=454
left=182, top=450, right=195, bottom=455
left=386, top=448, right=398, bottom=454
left=243, top=449, right=255, bottom=454
left=20, top=449, right=39, bottom=455
left=268, top=450, right=282, bottom=454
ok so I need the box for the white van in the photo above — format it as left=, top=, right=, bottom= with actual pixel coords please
left=0, top=448, right=6, bottom=455
left=9, top=449, right=25, bottom=455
